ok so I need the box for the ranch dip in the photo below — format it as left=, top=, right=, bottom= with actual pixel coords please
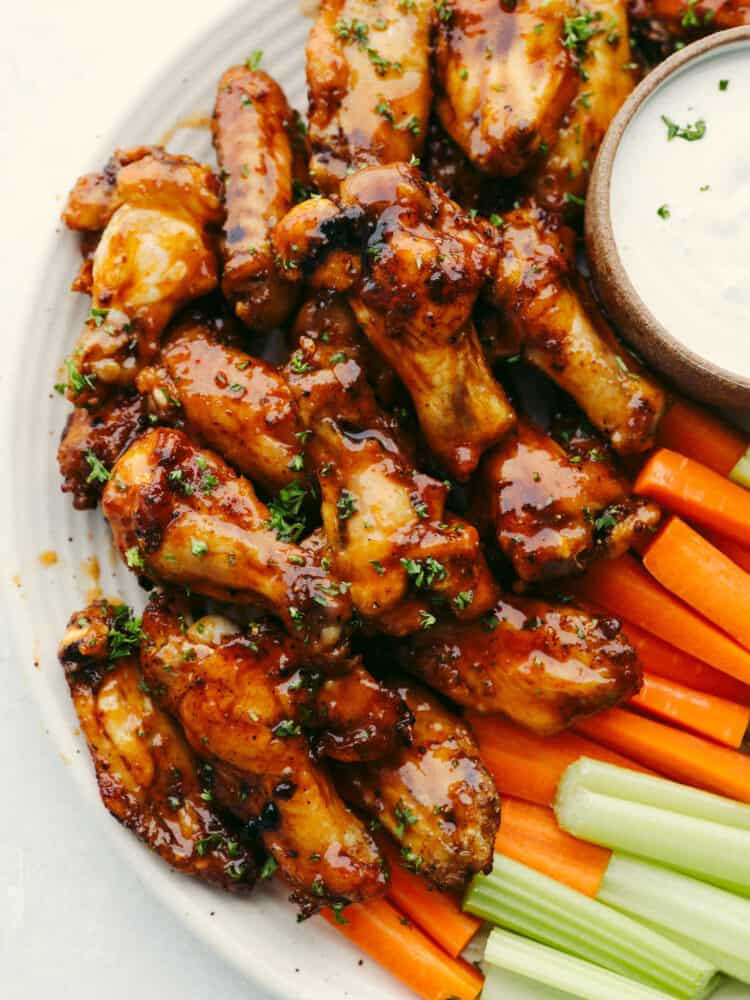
left=610, top=41, right=750, bottom=378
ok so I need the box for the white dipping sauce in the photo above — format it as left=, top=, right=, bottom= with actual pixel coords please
left=611, top=41, right=750, bottom=377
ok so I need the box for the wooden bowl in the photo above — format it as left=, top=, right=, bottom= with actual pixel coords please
left=586, top=26, right=750, bottom=409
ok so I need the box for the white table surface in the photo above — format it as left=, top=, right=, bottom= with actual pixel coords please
left=0, top=2, right=272, bottom=995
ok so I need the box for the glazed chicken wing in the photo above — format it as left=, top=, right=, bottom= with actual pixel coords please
left=274, top=164, right=515, bottom=478
left=306, top=0, right=433, bottom=192
left=434, top=0, right=578, bottom=177
left=492, top=201, right=667, bottom=454
left=402, top=594, right=642, bottom=734
left=101, top=427, right=350, bottom=658
left=58, top=391, right=146, bottom=509
left=526, top=0, right=637, bottom=211
left=61, top=148, right=222, bottom=406
left=59, top=601, right=255, bottom=889
left=137, top=314, right=306, bottom=494
left=630, top=0, right=749, bottom=36
left=334, top=678, right=500, bottom=890
left=213, top=66, right=304, bottom=331
left=140, top=593, right=387, bottom=911
left=472, top=420, right=661, bottom=580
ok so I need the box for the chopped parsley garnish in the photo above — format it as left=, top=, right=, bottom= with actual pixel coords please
left=401, top=557, right=447, bottom=590
left=719, top=79, right=729, bottom=91
left=330, top=351, right=347, bottom=365
left=336, top=489, right=358, bottom=522
left=375, top=98, right=395, bottom=123
left=412, top=497, right=429, bottom=520
left=418, top=610, right=437, bottom=630
left=521, top=615, right=544, bottom=631
left=562, top=10, right=603, bottom=75
left=125, top=546, right=144, bottom=570
left=85, top=451, right=110, bottom=485
left=108, top=605, right=143, bottom=660
left=246, top=49, right=263, bottom=70
left=190, top=538, right=208, bottom=558
left=680, top=0, right=700, bottom=26
left=334, top=17, right=370, bottom=45
left=266, top=481, right=308, bottom=542
left=288, top=454, right=305, bottom=472
left=371, top=560, right=386, bottom=575
left=400, top=846, right=423, bottom=873
left=564, top=191, right=586, bottom=207
left=200, top=473, right=218, bottom=494
left=661, top=115, right=706, bottom=142
left=87, top=306, right=110, bottom=327
left=657, top=204, right=671, bottom=219
left=594, top=510, right=618, bottom=534
left=394, top=799, right=419, bottom=838
left=274, top=719, right=302, bottom=739
left=289, top=350, right=312, bottom=374
left=453, top=590, right=474, bottom=610
left=434, top=0, right=453, bottom=21
left=63, top=357, right=96, bottom=396
left=330, top=902, right=350, bottom=925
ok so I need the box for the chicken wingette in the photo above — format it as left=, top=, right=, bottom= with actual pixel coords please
left=101, top=427, right=350, bottom=658
left=59, top=601, right=256, bottom=890
left=491, top=201, right=667, bottom=454
left=334, top=678, right=500, bottom=890
left=137, top=314, right=306, bottom=494
left=472, top=420, right=661, bottom=580
left=306, top=0, right=433, bottom=192
left=434, top=0, right=578, bottom=177
left=401, top=593, right=642, bottom=734
left=60, top=148, right=222, bottom=406
left=213, top=66, right=305, bottom=331
left=140, top=591, right=388, bottom=912
left=274, top=163, right=515, bottom=479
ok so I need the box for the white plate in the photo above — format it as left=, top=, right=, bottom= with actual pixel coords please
left=1, top=1, right=747, bottom=997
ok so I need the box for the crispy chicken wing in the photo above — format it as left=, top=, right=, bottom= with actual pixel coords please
left=213, top=66, right=304, bottom=331
left=526, top=0, right=637, bottom=211
left=472, top=420, right=661, bottom=580
left=491, top=201, right=666, bottom=454
left=136, top=315, right=305, bottom=493
left=101, top=427, right=350, bottom=658
left=140, top=592, right=387, bottom=911
left=274, top=164, right=515, bottom=478
left=402, top=594, right=642, bottom=734
left=61, top=148, right=222, bottom=406
left=306, top=0, right=433, bottom=192
left=58, top=391, right=146, bottom=509
left=630, top=0, right=749, bottom=35
left=285, top=291, right=499, bottom=632
left=59, top=601, right=255, bottom=889
left=434, top=0, right=578, bottom=177
left=334, top=678, right=500, bottom=890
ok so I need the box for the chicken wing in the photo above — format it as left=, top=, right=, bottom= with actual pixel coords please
left=137, top=314, right=305, bottom=493
left=630, top=0, right=749, bottom=36
left=59, top=601, right=255, bottom=889
left=213, top=66, right=304, bottom=331
left=60, top=148, right=222, bottom=406
left=334, top=678, right=500, bottom=890
left=101, top=427, right=350, bottom=658
left=402, top=593, right=641, bottom=734
left=274, top=164, right=515, bottom=478
left=140, top=592, right=387, bottom=911
left=526, top=0, right=637, bottom=211
left=306, top=0, right=433, bottom=193
left=58, top=391, right=146, bottom=509
left=472, top=420, right=661, bottom=580
left=491, top=201, right=667, bottom=454
left=434, top=0, right=578, bottom=177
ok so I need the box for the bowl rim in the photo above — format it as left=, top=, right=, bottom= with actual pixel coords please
left=585, top=25, right=750, bottom=407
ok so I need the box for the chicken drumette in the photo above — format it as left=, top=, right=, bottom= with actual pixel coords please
left=274, top=163, right=515, bottom=479
left=60, top=148, right=222, bottom=406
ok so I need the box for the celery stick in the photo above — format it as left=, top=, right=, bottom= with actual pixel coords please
left=464, top=854, right=716, bottom=999
left=480, top=964, right=571, bottom=1000
left=555, top=785, right=750, bottom=891
left=599, top=853, right=750, bottom=984
left=484, top=928, right=680, bottom=1000
left=729, top=448, right=750, bottom=490
left=558, top=758, right=750, bottom=831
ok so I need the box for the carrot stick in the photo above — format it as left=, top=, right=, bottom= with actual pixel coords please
left=574, top=707, right=750, bottom=804
left=600, top=610, right=750, bottom=706
left=379, top=838, right=481, bottom=958
left=704, top=529, right=750, bottom=576
left=635, top=448, right=750, bottom=547
left=495, top=797, right=611, bottom=898
left=656, top=398, right=747, bottom=477
left=322, top=897, right=484, bottom=1000
left=568, top=553, right=750, bottom=685
left=467, top=712, right=651, bottom=807
left=643, top=517, right=750, bottom=653
left=632, top=672, right=750, bottom=749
